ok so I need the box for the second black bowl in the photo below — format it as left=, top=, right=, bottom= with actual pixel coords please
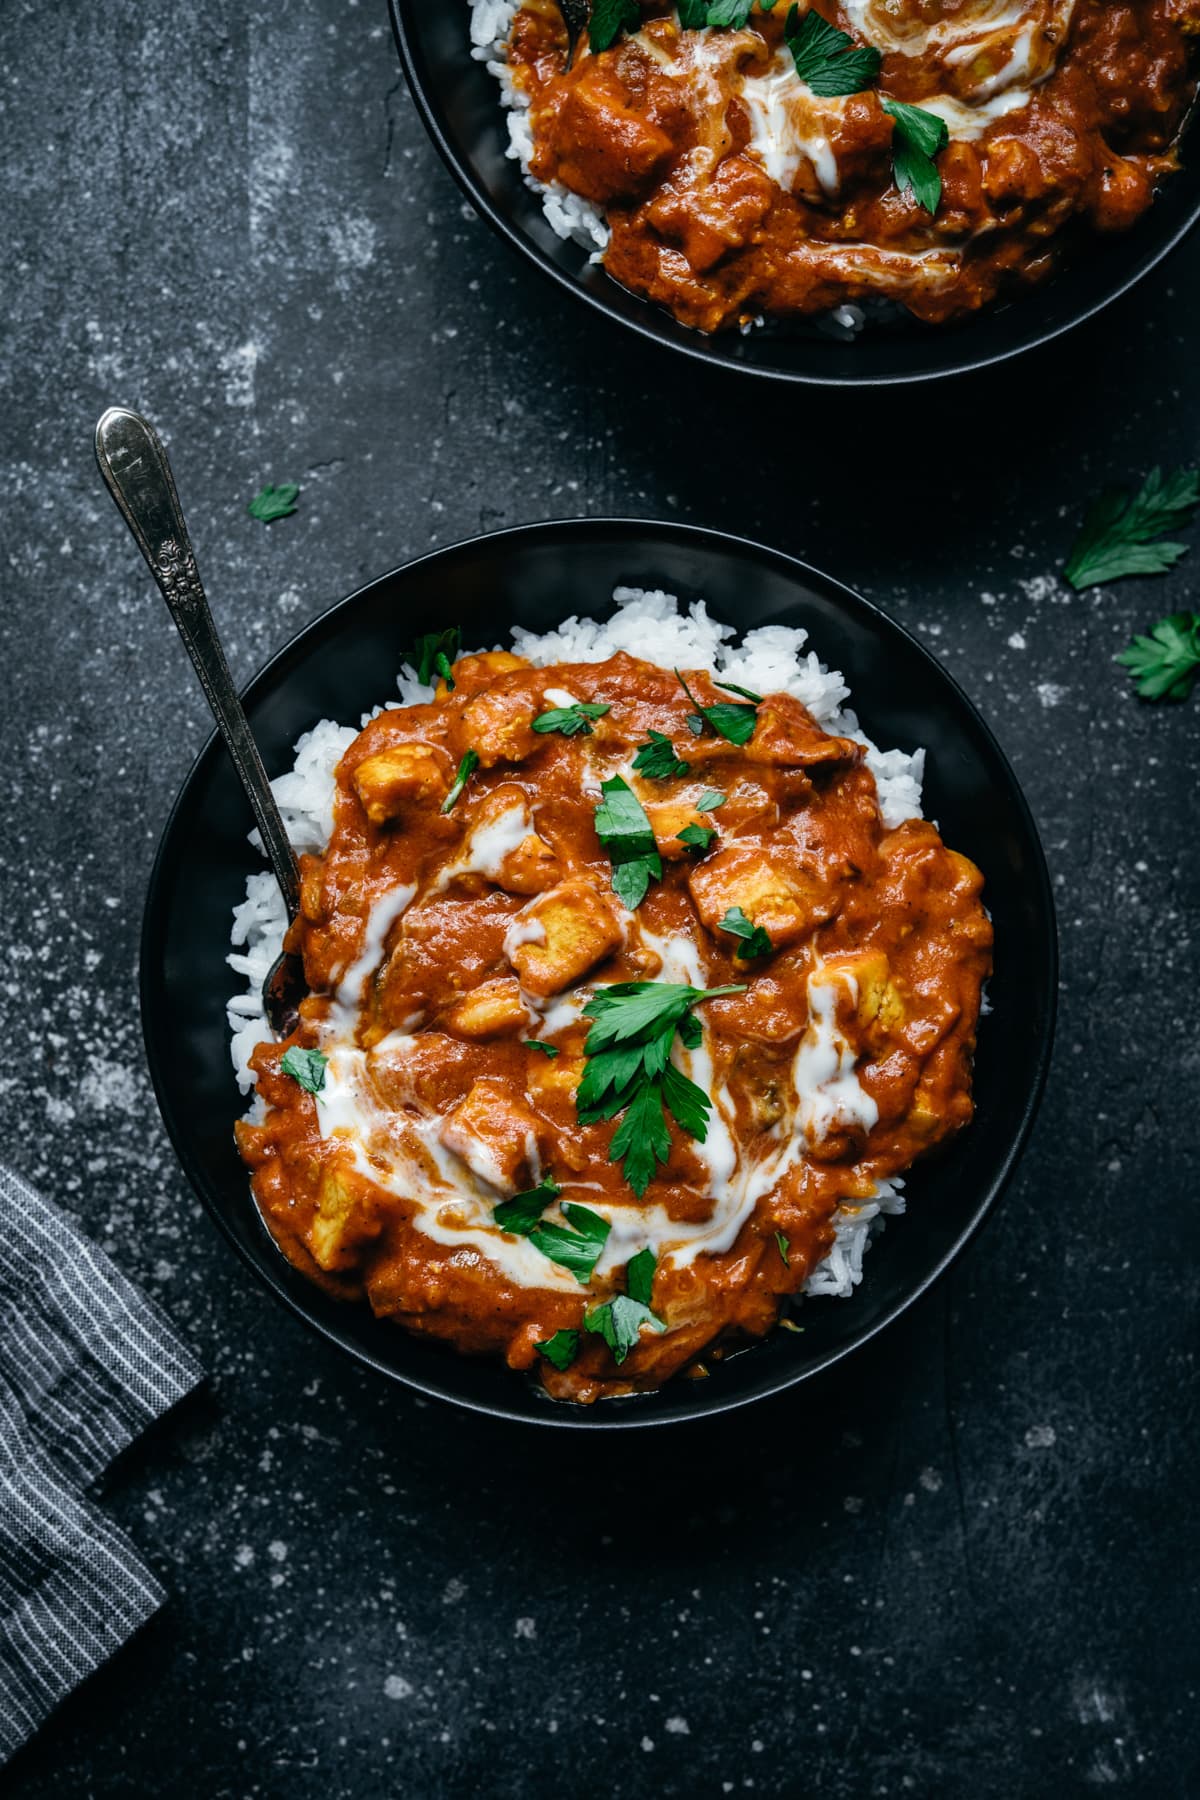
left=389, top=0, right=1200, bottom=386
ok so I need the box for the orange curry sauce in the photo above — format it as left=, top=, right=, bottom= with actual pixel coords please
left=235, top=651, right=991, bottom=1402
left=505, top=0, right=1200, bottom=330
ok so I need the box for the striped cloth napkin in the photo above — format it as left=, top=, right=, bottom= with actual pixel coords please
left=0, top=1163, right=203, bottom=1763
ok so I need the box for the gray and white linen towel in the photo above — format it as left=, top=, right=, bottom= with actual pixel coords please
left=0, top=1162, right=203, bottom=1763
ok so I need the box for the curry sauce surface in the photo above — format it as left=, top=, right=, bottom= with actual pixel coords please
left=235, top=651, right=992, bottom=1402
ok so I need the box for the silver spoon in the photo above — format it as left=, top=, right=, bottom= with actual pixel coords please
left=94, top=406, right=306, bottom=1037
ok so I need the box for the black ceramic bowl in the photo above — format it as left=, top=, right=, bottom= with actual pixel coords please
left=142, top=519, right=1055, bottom=1427
left=388, top=0, right=1200, bottom=386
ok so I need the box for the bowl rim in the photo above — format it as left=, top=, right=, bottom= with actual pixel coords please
left=140, top=516, right=1058, bottom=1428
left=387, top=0, right=1200, bottom=388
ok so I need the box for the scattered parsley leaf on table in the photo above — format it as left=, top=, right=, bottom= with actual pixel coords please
left=247, top=483, right=300, bottom=523
left=280, top=1046, right=327, bottom=1094
left=585, top=1294, right=666, bottom=1364
left=535, top=1328, right=580, bottom=1371
left=1065, top=467, right=1200, bottom=589
left=632, top=730, right=691, bottom=781
left=493, top=1177, right=562, bottom=1235
left=1115, top=612, right=1200, bottom=701
left=720, top=905, right=773, bottom=959
left=676, top=670, right=759, bottom=745
left=441, top=749, right=479, bottom=813
left=784, top=4, right=881, bottom=95
left=593, top=775, right=662, bottom=909
left=529, top=1202, right=611, bottom=1284
left=587, top=0, right=639, bottom=52
left=882, top=99, right=949, bottom=215
left=677, top=822, right=717, bottom=853
left=532, top=701, right=611, bottom=738
left=407, top=627, right=462, bottom=689
left=576, top=981, right=744, bottom=1195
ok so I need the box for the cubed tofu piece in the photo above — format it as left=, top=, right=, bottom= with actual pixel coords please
left=353, top=741, right=450, bottom=825
left=824, top=951, right=906, bottom=1037
left=502, top=833, right=560, bottom=895
left=441, top=978, right=534, bottom=1041
left=505, top=877, right=624, bottom=999
left=545, top=67, right=673, bottom=205
left=309, top=1162, right=383, bottom=1271
left=644, top=799, right=708, bottom=861
left=437, top=651, right=528, bottom=699
left=689, top=846, right=834, bottom=951
left=461, top=687, right=540, bottom=768
left=438, top=1078, right=544, bottom=1194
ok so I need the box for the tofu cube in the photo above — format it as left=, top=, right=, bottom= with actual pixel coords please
left=825, top=951, right=906, bottom=1037
left=742, top=695, right=861, bottom=771
left=547, top=68, right=673, bottom=205
left=644, top=799, right=707, bottom=861
left=437, top=651, right=527, bottom=699
left=353, top=741, right=449, bottom=825
left=441, top=978, right=534, bottom=1041
left=438, top=1078, right=544, bottom=1194
left=461, top=687, right=539, bottom=768
left=506, top=877, right=624, bottom=999
left=689, top=847, right=833, bottom=951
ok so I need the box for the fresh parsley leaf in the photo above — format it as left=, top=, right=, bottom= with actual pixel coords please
left=588, top=0, right=639, bottom=52
left=626, top=1246, right=657, bottom=1307
left=247, top=483, right=300, bottom=523
left=532, top=701, right=611, bottom=738
left=775, top=1230, right=790, bottom=1267
left=1065, top=467, right=1200, bottom=589
left=524, top=1039, right=560, bottom=1058
left=660, top=1061, right=712, bottom=1139
left=593, top=775, right=662, bottom=910
left=680, top=0, right=778, bottom=23
left=882, top=98, right=948, bottom=215
left=1115, top=611, right=1200, bottom=701
left=784, top=4, right=882, bottom=96
left=582, top=980, right=743, bottom=1052
left=585, top=1294, right=666, bottom=1364
left=677, top=822, right=717, bottom=853
left=696, top=789, right=727, bottom=812
left=632, top=730, right=691, bottom=781
left=675, top=670, right=759, bottom=746
left=720, top=905, right=773, bottom=959
left=608, top=1080, right=672, bottom=1197
left=714, top=678, right=763, bottom=703
left=441, top=749, right=479, bottom=813
left=529, top=1201, right=611, bottom=1284
left=535, top=1328, right=580, bottom=1371
left=280, top=1045, right=327, bottom=1094
left=407, top=627, right=462, bottom=689
left=494, top=1177, right=562, bottom=1235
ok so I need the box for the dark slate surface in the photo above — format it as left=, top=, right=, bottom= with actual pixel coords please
left=3, top=2, right=1198, bottom=1795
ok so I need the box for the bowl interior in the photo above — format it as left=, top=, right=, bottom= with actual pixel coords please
left=390, top=0, right=1200, bottom=385
left=141, top=520, right=1056, bottom=1427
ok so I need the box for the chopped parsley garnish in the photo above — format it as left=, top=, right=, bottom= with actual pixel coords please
left=493, top=1177, right=561, bottom=1235
left=577, top=981, right=744, bottom=1195
left=676, top=669, right=759, bottom=746
left=677, top=822, right=717, bottom=853
left=247, top=483, right=300, bottom=523
left=441, top=749, right=479, bottom=813
left=882, top=99, right=948, bottom=216
left=696, top=790, right=727, bottom=812
left=775, top=1230, right=790, bottom=1267
left=1116, top=612, right=1200, bottom=701
left=524, top=1039, right=560, bottom=1058
left=720, top=905, right=773, bottom=959
left=280, top=1045, right=327, bottom=1094
left=532, top=701, right=611, bottom=738
left=529, top=1202, right=611, bottom=1284
left=587, top=0, right=638, bottom=52
left=678, top=0, right=778, bottom=29
left=407, top=627, right=462, bottom=689
left=626, top=1245, right=657, bottom=1306
left=535, top=1328, right=580, bottom=1371
left=713, top=679, right=763, bottom=703
left=632, top=730, right=691, bottom=781
left=1065, top=467, right=1200, bottom=589
left=784, top=4, right=882, bottom=95
left=593, top=775, right=662, bottom=910
left=585, top=1294, right=666, bottom=1364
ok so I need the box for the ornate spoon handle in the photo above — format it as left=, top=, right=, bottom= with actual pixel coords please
left=94, top=406, right=301, bottom=921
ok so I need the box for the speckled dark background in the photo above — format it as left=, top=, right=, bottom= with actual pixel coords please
left=2, top=2, right=1198, bottom=1795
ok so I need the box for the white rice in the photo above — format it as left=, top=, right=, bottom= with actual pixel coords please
left=227, top=586, right=926, bottom=1298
